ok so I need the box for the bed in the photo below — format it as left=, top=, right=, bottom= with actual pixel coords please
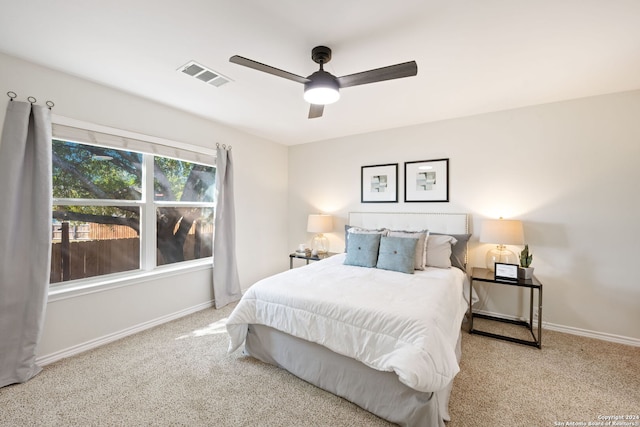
left=226, top=212, right=472, bottom=426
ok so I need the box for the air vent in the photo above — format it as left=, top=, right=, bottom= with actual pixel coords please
left=177, top=61, right=231, bottom=87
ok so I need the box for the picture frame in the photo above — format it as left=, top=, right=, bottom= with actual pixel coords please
left=495, top=263, right=519, bottom=281
left=404, top=158, right=449, bottom=202
left=361, top=163, right=398, bottom=203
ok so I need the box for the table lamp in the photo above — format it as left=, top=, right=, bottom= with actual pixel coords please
left=307, top=214, right=333, bottom=255
left=479, top=217, right=524, bottom=271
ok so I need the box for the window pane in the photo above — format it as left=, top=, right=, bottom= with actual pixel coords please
left=157, top=207, right=213, bottom=266
left=51, top=206, right=140, bottom=283
left=53, top=139, right=142, bottom=200
left=154, top=157, right=215, bottom=202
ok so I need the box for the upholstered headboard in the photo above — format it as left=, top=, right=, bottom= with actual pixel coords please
left=348, top=212, right=469, bottom=234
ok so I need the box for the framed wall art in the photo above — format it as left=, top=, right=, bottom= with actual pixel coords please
left=404, top=158, right=449, bottom=202
left=361, top=163, right=398, bottom=203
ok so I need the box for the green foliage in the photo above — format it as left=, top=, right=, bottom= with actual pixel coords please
left=52, top=139, right=142, bottom=201
left=154, top=157, right=215, bottom=202
left=519, top=244, right=533, bottom=268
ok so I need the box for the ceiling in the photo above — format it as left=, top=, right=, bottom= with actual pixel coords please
left=2, top=1, right=640, bottom=146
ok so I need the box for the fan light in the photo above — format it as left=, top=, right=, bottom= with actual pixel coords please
left=304, top=71, right=340, bottom=105
left=304, top=86, right=340, bottom=105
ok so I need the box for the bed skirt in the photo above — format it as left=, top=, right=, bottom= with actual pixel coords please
left=245, top=324, right=458, bottom=427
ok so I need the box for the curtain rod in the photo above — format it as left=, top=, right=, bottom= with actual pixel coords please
left=7, top=91, right=55, bottom=109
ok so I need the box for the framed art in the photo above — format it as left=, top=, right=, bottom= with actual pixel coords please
left=361, top=163, right=398, bottom=203
left=495, top=263, right=519, bottom=281
left=404, top=158, right=449, bottom=202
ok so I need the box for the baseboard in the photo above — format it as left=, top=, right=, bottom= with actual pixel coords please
left=474, top=308, right=640, bottom=347
left=540, top=321, right=640, bottom=347
left=36, top=300, right=214, bottom=366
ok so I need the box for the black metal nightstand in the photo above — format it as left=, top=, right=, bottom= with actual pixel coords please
left=469, top=267, right=543, bottom=348
left=289, top=252, right=338, bottom=269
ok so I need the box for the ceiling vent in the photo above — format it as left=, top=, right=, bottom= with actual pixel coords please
left=178, top=61, right=231, bottom=87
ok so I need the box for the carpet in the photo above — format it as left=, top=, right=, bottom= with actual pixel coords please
left=1, top=306, right=638, bottom=426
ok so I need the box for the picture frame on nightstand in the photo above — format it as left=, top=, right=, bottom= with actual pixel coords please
left=494, top=263, right=519, bottom=281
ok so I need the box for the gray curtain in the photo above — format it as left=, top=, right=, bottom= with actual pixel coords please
left=212, top=145, right=241, bottom=309
left=0, top=101, right=52, bottom=388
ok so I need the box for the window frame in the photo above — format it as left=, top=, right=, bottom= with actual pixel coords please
left=50, top=116, right=216, bottom=298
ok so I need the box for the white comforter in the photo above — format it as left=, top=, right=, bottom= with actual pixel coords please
left=226, top=253, right=468, bottom=393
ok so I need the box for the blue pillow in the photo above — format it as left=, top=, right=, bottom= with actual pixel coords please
left=376, top=236, right=418, bottom=274
left=344, top=225, right=386, bottom=253
left=344, top=233, right=381, bottom=268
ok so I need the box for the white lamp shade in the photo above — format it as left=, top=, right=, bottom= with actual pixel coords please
left=307, top=214, right=333, bottom=233
left=479, top=218, right=524, bottom=245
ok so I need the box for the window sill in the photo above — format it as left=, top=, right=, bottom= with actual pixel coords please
left=48, top=258, right=213, bottom=302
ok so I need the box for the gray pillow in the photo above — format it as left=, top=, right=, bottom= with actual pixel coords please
left=430, top=233, right=471, bottom=271
left=344, top=233, right=381, bottom=268
left=376, top=236, right=418, bottom=274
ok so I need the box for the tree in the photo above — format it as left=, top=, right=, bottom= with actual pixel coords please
left=52, top=140, right=215, bottom=265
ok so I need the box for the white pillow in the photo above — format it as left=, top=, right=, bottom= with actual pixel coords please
left=425, top=234, right=458, bottom=268
left=387, top=230, right=429, bottom=270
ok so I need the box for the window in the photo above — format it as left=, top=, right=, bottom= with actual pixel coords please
left=50, top=126, right=215, bottom=285
left=154, top=157, right=215, bottom=266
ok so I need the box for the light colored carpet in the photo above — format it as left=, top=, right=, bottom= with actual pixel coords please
left=1, top=306, right=638, bottom=426
left=450, top=317, right=639, bottom=426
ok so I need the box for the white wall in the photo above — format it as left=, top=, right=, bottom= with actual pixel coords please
left=0, top=52, right=289, bottom=360
left=288, top=90, right=640, bottom=343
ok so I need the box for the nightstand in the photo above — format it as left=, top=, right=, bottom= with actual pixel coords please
left=289, top=252, right=338, bottom=269
left=469, top=267, right=543, bottom=348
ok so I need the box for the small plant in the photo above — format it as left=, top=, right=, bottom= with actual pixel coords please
left=519, top=244, right=533, bottom=268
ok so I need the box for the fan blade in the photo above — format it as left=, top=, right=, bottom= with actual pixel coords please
left=229, top=55, right=309, bottom=84
left=337, top=61, right=417, bottom=88
left=308, top=104, right=324, bottom=119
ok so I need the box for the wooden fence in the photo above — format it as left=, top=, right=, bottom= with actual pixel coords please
left=52, top=223, right=139, bottom=241
left=50, top=238, right=139, bottom=283
left=50, top=221, right=213, bottom=283
left=52, top=222, right=213, bottom=241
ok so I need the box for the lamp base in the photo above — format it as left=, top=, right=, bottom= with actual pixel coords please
left=486, top=245, right=518, bottom=271
left=311, top=233, right=329, bottom=255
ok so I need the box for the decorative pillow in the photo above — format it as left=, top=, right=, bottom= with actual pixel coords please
left=344, top=225, right=387, bottom=252
left=376, top=236, right=418, bottom=274
left=425, top=234, right=458, bottom=268
left=343, top=233, right=381, bottom=268
left=387, top=230, right=429, bottom=270
left=430, top=233, right=471, bottom=271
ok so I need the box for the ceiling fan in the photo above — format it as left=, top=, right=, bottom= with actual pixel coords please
left=229, top=46, right=418, bottom=119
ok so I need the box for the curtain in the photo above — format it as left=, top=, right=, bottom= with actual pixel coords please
left=0, top=101, right=52, bottom=388
left=212, top=145, right=241, bottom=309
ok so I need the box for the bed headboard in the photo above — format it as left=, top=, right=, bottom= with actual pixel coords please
left=348, top=212, right=469, bottom=234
